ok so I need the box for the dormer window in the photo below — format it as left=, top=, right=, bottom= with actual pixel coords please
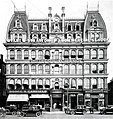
left=33, top=23, right=38, bottom=31
left=41, top=23, right=47, bottom=31
left=76, top=24, right=80, bottom=31
left=15, top=19, right=21, bottom=28
left=68, top=23, right=71, bottom=31
left=93, top=20, right=97, bottom=27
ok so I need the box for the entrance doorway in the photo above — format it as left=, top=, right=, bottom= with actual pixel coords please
left=53, top=98, right=62, bottom=111
left=92, top=98, right=98, bottom=110
left=71, top=96, right=77, bottom=109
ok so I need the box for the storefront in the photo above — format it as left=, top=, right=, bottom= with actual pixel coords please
left=7, top=94, right=29, bottom=109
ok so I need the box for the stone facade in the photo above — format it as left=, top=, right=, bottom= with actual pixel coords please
left=4, top=7, right=109, bottom=111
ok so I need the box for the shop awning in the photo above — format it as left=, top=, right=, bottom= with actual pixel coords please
left=7, top=94, right=28, bottom=102
left=30, top=94, right=49, bottom=99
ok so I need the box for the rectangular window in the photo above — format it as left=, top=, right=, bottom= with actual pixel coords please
left=31, top=65, right=36, bottom=74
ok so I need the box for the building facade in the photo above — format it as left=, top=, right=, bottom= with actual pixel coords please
left=108, top=79, right=113, bottom=105
left=0, top=54, right=7, bottom=107
left=4, top=7, right=109, bottom=111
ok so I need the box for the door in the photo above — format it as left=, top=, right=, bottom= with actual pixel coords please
left=53, top=98, right=62, bottom=111
left=71, top=96, right=77, bottom=109
left=92, top=98, right=98, bottom=110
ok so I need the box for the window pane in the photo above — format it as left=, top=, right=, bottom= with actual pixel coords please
left=10, top=50, right=15, bottom=59
left=70, top=65, right=75, bottom=74
left=31, top=64, right=36, bottom=74
left=31, top=50, right=36, bottom=60
left=38, top=65, right=43, bottom=74
left=99, top=49, right=104, bottom=59
left=84, top=78, right=90, bottom=89
left=17, top=64, right=22, bottom=74
left=84, top=49, right=90, bottom=59
left=38, top=50, right=43, bottom=60
left=17, top=50, right=22, bottom=59
left=24, top=50, right=29, bottom=59
left=24, top=64, right=29, bottom=74
left=98, top=78, right=103, bottom=88
left=10, top=64, right=15, bottom=74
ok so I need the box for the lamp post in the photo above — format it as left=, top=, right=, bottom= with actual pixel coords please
left=66, top=83, right=69, bottom=108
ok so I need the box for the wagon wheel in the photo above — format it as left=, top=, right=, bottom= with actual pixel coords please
left=12, top=111, right=16, bottom=115
left=0, top=113, right=3, bottom=117
left=70, top=110, right=75, bottom=115
left=36, top=112, right=40, bottom=117
left=21, top=112, right=26, bottom=117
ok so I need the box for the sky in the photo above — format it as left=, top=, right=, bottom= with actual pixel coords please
left=0, top=0, right=112, bottom=82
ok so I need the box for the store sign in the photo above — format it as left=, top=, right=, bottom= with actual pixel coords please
left=52, top=94, right=62, bottom=98
left=9, top=90, right=48, bottom=94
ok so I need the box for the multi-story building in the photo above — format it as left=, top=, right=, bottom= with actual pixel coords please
left=108, top=79, right=113, bottom=105
left=4, top=7, right=109, bottom=111
left=0, top=54, right=6, bottom=107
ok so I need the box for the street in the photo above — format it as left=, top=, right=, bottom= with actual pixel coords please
left=1, top=112, right=113, bottom=119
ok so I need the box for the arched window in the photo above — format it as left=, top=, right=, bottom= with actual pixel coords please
left=76, top=25, right=80, bottom=31
left=84, top=49, right=90, bottom=59
left=16, top=19, right=21, bottom=27
left=77, top=78, right=83, bottom=89
left=92, top=64, right=97, bottom=73
left=77, top=64, right=82, bottom=74
left=93, top=20, right=97, bottom=27
left=91, top=78, right=97, bottom=89
left=19, top=33, right=22, bottom=42
left=31, top=50, right=36, bottom=60
left=84, top=64, right=90, bottom=74
left=23, top=79, right=29, bottom=90
left=99, top=49, right=104, bottom=59
left=68, top=24, right=71, bottom=31
left=31, top=64, right=36, bottom=74
left=71, top=50, right=76, bottom=59
left=91, top=49, right=97, bottom=59
left=64, top=65, right=69, bottom=74
left=10, top=50, right=15, bottom=59
left=31, top=79, right=36, bottom=90
left=70, top=65, right=75, bottom=74
left=38, top=50, right=43, bottom=60
left=10, top=64, right=15, bottom=74
left=24, top=50, right=29, bottom=59
left=45, top=50, right=50, bottom=59
left=99, top=64, right=104, bottom=73
left=45, top=64, right=50, bottom=74
left=64, top=50, right=69, bottom=60
left=45, top=78, right=50, bottom=88
left=91, top=33, right=95, bottom=42
left=16, top=79, right=21, bottom=90
left=17, top=64, right=22, bottom=74
left=98, top=78, right=104, bottom=89
left=84, top=78, right=90, bottom=89
left=24, top=64, right=29, bottom=74
left=54, top=64, right=59, bottom=74
left=96, top=33, right=100, bottom=40
left=64, top=78, right=69, bottom=88
left=55, top=50, right=59, bottom=60
left=38, top=78, right=43, bottom=89
left=71, top=78, right=76, bottom=88
left=8, top=79, right=14, bottom=90
left=17, top=50, right=22, bottom=59
left=38, top=65, right=43, bottom=74
left=78, top=50, right=83, bottom=58
left=33, top=23, right=38, bottom=31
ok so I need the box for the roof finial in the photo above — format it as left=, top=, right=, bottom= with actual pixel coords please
left=87, top=2, right=88, bottom=12
left=97, top=1, right=99, bottom=12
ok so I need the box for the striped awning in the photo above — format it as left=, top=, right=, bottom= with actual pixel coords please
left=7, top=94, right=28, bottom=102
left=30, top=94, right=49, bottom=99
